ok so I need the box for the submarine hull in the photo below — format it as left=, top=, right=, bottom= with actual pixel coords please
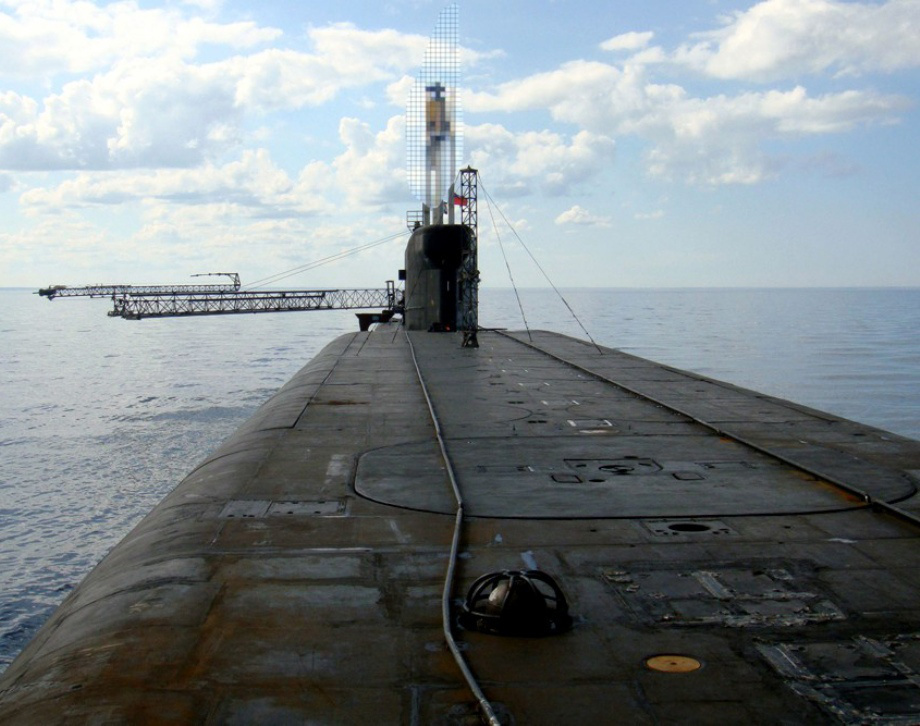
left=1, top=327, right=920, bottom=724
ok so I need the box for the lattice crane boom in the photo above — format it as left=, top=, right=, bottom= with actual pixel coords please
left=38, top=273, right=242, bottom=300
left=110, top=285, right=398, bottom=320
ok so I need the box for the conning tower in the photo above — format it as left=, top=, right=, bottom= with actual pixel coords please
left=403, top=6, right=478, bottom=344
left=403, top=223, right=471, bottom=332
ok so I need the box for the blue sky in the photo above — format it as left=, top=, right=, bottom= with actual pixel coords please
left=1, top=0, right=917, bottom=288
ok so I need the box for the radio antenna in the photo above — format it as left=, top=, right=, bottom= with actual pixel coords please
left=406, top=4, right=461, bottom=227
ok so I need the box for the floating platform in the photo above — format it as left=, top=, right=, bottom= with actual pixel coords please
left=1, top=327, right=919, bottom=724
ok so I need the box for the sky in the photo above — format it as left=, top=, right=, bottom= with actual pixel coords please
left=1, top=0, right=918, bottom=289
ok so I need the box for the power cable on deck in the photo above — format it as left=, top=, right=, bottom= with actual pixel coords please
left=404, top=329, right=502, bottom=726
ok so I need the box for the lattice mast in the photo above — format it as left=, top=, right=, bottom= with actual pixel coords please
left=407, top=4, right=461, bottom=227
left=458, top=167, right=479, bottom=346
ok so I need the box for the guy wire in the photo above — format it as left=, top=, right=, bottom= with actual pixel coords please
left=483, top=193, right=532, bottom=342
left=244, top=231, right=409, bottom=290
left=479, top=180, right=603, bottom=355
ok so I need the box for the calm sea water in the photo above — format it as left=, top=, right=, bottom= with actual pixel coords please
left=1, top=286, right=918, bottom=671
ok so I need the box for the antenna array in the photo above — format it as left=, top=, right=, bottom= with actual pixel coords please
left=407, top=4, right=462, bottom=224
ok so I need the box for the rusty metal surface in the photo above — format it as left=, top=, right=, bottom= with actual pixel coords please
left=1, top=327, right=919, bottom=724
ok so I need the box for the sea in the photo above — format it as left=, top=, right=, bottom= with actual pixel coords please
left=1, top=286, right=919, bottom=673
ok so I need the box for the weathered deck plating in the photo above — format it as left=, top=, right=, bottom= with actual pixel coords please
left=1, top=327, right=919, bottom=724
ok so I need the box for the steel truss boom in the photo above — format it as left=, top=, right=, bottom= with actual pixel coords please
left=111, top=285, right=398, bottom=320
left=38, top=282, right=240, bottom=300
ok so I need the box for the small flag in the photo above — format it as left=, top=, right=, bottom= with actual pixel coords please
left=453, top=195, right=467, bottom=206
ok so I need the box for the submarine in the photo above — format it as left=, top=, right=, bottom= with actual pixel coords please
left=6, top=216, right=920, bottom=726
left=4, top=7, right=920, bottom=725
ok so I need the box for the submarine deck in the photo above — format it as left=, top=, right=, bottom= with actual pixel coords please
left=1, top=326, right=920, bottom=724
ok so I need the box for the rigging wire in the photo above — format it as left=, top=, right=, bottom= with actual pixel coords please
left=479, top=179, right=604, bottom=355
left=243, top=231, right=409, bottom=290
left=483, top=189, right=532, bottom=342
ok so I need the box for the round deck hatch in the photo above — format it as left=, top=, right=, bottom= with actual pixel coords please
left=646, top=655, right=702, bottom=673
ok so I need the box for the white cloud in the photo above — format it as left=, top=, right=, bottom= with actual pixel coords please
left=333, top=115, right=407, bottom=208
left=181, top=0, right=225, bottom=12
left=307, top=22, right=428, bottom=79
left=386, top=75, right=416, bottom=107
left=0, top=22, right=441, bottom=172
left=0, top=58, right=243, bottom=170
left=466, top=123, right=616, bottom=195
left=0, top=0, right=281, bottom=77
left=637, top=85, right=908, bottom=184
left=555, top=205, right=611, bottom=227
left=467, top=58, right=909, bottom=185
left=634, top=209, right=664, bottom=220
left=0, top=5, right=484, bottom=174
left=18, top=149, right=332, bottom=217
left=601, top=31, right=654, bottom=52
left=0, top=0, right=517, bottom=176
left=119, top=207, right=406, bottom=286
left=673, top=0, right=920, bottom=81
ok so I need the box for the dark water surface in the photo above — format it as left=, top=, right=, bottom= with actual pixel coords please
left=1, top=286, right=917, bottom=671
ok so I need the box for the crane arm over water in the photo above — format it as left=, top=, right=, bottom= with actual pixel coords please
left=38, top=272, right=242, bottom=300
left=109, top=284, right=399, bottom=321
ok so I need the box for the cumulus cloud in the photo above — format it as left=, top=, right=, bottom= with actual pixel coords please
left=386, top=75, right=416, bottom=107
left=673, top=0, right=920, bottom=81
left=468, top=58, right=908, bottom=185
left=555, top=205, right=611, bottom=227
left=0, top=19, right=446, bottom=172
left=466, top=123, right=616, bottom=195
left=18, top=149, right=331, bottom=217
left=333, top=115, right=407, bottom=208
left=308, top=23, right=428, bottom=79
left=601, top=31, right=654, bottom=52
left=120, top=206, right=406, bottom=286
left=638, top=84, right=908, bottom=184
left=0, top=0, right=281, bottom=77
left=0, top=2, right=486, bottom=174
left=0, top=60, right=243, bottom=170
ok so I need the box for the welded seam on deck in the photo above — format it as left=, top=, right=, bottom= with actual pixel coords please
left=291, top=332, right=361, bottom=428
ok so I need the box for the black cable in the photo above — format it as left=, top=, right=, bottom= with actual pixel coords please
left=479, top=179, right=603, bottom=354
left=244, top=231, right=409, bottom=290
left=483, top=192, right=532, bottom=342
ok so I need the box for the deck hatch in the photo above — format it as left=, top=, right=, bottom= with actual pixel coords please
left=218, top=499, right=346, bottom=519
left=566, top=457, right=662, bottom=477
left=758, top=635, right=920, bottom=724
left=268, top=500, right=345, bottom=516
left=643, top=519, right=734, bottom=536
left=219, top=500, right=272, bottom=519
left=606, top=562, right=846, bottom=627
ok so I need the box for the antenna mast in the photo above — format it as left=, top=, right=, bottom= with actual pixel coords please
left=458, top=167, right=479, bottom=347
left=407, top=4, right=461, bottom=226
